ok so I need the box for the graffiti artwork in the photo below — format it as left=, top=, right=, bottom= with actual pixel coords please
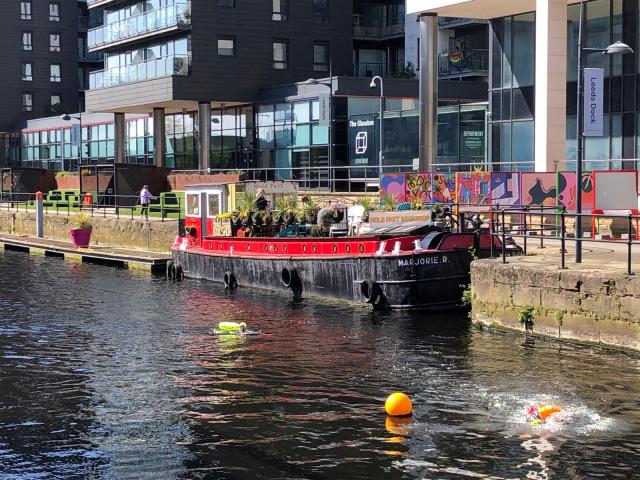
left=380, top=173, right=406, bottom=203
left=431, top=173, right=455, bottom=204
left=490, top=172, right=520, bottom=206
left=556, top=172, right=577, bottom=209
left=455, top=172, right=491, bottom=205
left=520, top=173, right=558, bottom=206
left=405, top=173, right=432, bottom=204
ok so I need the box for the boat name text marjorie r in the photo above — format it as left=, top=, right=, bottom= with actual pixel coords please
left=397, top=256, right=449, bottom=267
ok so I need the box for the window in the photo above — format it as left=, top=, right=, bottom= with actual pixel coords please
left=20, top=1, right=31, bottom=20
left=21, top=62, right=32, bottom=81
left=50, top=33, right=60, bottom=52
left=50, top=94, right=61, bottom=106
left=49, top=2, right=60, bottom=22
left=22, top=93, right=33, bottom=111
left=22, top=31, right=32, bottom=50
left=313, top=42, right=329, bottom=71
left=273, top=40, right=288, bottom=70
left=217, top=36, right=235, bottom=56
left=313, top=0, right=328, bottom=24
left=272, top=0, right=288, bottom=21
left=217, top=0, right=234, bottom=7
left=50, top=64, right=61, bottom=82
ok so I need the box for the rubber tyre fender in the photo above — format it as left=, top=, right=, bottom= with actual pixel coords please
left=281, top=266, right=300, bottom=289
left=174, top=264, right=184, bottom=282
left=166, top=259, right=174, bottom=280
left=360, top=279, right=381, bottom=304
left=223, top=271, right=238, bottom=290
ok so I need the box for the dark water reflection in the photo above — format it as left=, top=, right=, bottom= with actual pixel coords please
left=1, top=250, right=639, bottom=479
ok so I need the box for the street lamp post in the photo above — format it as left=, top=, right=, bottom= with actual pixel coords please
left=61, top=112, right=83, bottom=170
left=369, top=75, right=384, bottom=182
left=574, top=1, right=633, bottom=263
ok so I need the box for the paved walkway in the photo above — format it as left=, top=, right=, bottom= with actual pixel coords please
left=497, top=237, right=640, bottom=276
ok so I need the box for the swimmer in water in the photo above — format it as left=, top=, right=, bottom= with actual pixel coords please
left=239, top=323, right=247, bottom=334
left=527, top=404, right=561, bottom=425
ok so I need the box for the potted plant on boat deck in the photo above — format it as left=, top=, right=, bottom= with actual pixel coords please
left=69, top=213, right=92, bottom=248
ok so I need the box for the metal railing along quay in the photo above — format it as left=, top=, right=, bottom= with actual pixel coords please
left=490, top=205, right=640, bottom=275
left=0, top=192, right=182, bottom=222
left=88, top=3, right=191, bottom=50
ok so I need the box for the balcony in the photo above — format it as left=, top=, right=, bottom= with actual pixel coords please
left=438, top=49, right=489, bottom=79
left=87, top=0, right=129, bottom=9
left=78, top=15, right=101, bottom=31
left=353, top=14, right=404, bottom=40
left=353, top=61, right=413, bottom=79
left=89, top=54, right=191, bottom=90
left=438, top=17, right=488, bottom=29
left=88, top=3, right=191, bottom=51
left=79, top=49, right=104, bottom=63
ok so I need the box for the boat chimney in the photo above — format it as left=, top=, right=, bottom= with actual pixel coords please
left=376, top=241, right=387, bottom=255
left=392, top=241, right=401, bottom=255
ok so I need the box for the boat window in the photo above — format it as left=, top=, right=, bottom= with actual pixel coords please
left=186, top=193, right=200, bottom=216
left=208, top=194, right=220, bottom=217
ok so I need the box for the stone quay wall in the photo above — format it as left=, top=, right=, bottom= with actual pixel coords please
left=471, top=260, right=640, bottom=350
left=0, top=211, right=177, bottom=253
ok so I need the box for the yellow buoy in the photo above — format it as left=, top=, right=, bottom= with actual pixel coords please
left=385, top=392, right=412, bottom=417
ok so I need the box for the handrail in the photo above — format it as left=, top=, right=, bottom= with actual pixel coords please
left=0, top=192, right=182, bottom=223
left=89, top=54, right=191, bottom=89
left=88, top=3, right=191, bottom=49
left=490, top=205, right=640, bottom=275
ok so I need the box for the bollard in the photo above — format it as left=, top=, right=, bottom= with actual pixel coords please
left=501, top=209, right=506, bottom=264
left=628, top=214, right=633, bottom=276
left=35, top=191, right=44, bottom=238
left=523, top=208, right=528, bottom=256
left=560, top=209, right=566, bottom=270
left=539, top=206, right=544, bottom=249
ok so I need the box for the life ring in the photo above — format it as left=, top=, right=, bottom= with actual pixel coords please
left=166, top=259, right=175, bottom=280
left=223, top=271, right=238, bottom=290
left=361, top=279, right=381, bottom=304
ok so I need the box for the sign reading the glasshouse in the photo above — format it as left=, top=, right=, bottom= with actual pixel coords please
left=349, top=117, right=376, bottom=166
left=460, top=124, right=485, bottom=157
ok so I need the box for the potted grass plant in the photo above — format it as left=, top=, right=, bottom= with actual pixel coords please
left=69, top=213, right=92, bottom=248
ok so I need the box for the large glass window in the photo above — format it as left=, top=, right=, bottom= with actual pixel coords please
left=50, top=33, right=61, bottom=52
left=273, top=0, right=288, bottom=21
left=22, top=92, right=33, bottom=111
left=20, top=1, right=31, bottom=20
left=217, top=36, right=235, bottom=56
left=49, top=1, right=60, bottom=22
left=22, top=31, right=32, bottom=50
left=50, top=64, right=61, bottom=82
left=313, top=42, right=329, bottom=72
left=273, top=40, right=288, bottom=70
left=21, top=62, right=32, bottom=81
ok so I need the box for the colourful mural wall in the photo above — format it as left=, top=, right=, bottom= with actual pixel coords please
left=431, top=173, right=456, bottom=204
left=405, top=173, right=432, bottom=204
left=490, top=172, right=520, bottom=206
left=380, top=173, right=406, bottom=203
left=520, top=173, right=558, bottom=206
left=455, top=172, right=491, bottom=205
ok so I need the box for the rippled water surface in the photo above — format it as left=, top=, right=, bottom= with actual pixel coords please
left=1, top=250, right=640, bottom=479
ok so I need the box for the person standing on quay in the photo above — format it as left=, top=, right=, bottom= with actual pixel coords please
left=139, top=185, right=156, bottom=219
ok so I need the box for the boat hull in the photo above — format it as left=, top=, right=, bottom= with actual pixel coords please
left=171, top=248, right=472, bottom=310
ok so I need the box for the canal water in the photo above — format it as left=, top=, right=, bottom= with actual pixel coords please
left=1, top=251, right=639, bottom=479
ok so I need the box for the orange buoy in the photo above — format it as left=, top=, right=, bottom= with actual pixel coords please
left=385, top=392, right=412, bottom=417
left=537, top=405, right=560, bottom=420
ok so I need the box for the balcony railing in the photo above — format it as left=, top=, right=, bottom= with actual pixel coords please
left=78, top=15, right=102, bottom=31
left=438, top=17, right=488, bottom=28
left=79, top=49, right=104, bottom=62
left=438, top=49, right=489, bottom=78
left=88, top=3, right=191, bottom=50
left=89, top=54, right=191, bottom=90
left=353, top=61, right=413, bottom=79
left=353, top=14, right=404, bottom=39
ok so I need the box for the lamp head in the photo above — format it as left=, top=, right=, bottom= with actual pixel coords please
left=605, top=41, right=634, bottom=56
left=369, top=79, right=376, bottom=89
left=61, top=114, right=71, bottom=121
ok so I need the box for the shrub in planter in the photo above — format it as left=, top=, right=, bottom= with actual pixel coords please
left=69, top=213, right=92, bottom=248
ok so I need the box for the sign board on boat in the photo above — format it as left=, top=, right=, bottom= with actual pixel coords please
left=369, top=210, right=433, bottom=228
left=245, top=181, right=299, bottom=194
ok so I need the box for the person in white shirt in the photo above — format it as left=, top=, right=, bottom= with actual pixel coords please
left=139, top=185, right=156, bottom=218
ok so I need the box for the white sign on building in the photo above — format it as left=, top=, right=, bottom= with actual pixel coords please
left=583, top=67, right=604, bottom=137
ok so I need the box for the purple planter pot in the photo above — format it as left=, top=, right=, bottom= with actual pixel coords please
left=69, top=227, right=92, bottom=248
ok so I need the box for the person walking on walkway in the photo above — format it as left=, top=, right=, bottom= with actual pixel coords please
left=139, top=185, right=156, bottom=219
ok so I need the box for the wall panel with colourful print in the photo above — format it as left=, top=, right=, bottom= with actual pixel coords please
left=405, top=173, right=432, bottom=204
left=455, top=172, right=491, bottom=205
left=431, top=173, right=456, bottom=204
left=490, top=172, right=520, bottom=206
left=379, top=173, right=406, bottom=203
left=520, top=173, right=558, bottom=206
